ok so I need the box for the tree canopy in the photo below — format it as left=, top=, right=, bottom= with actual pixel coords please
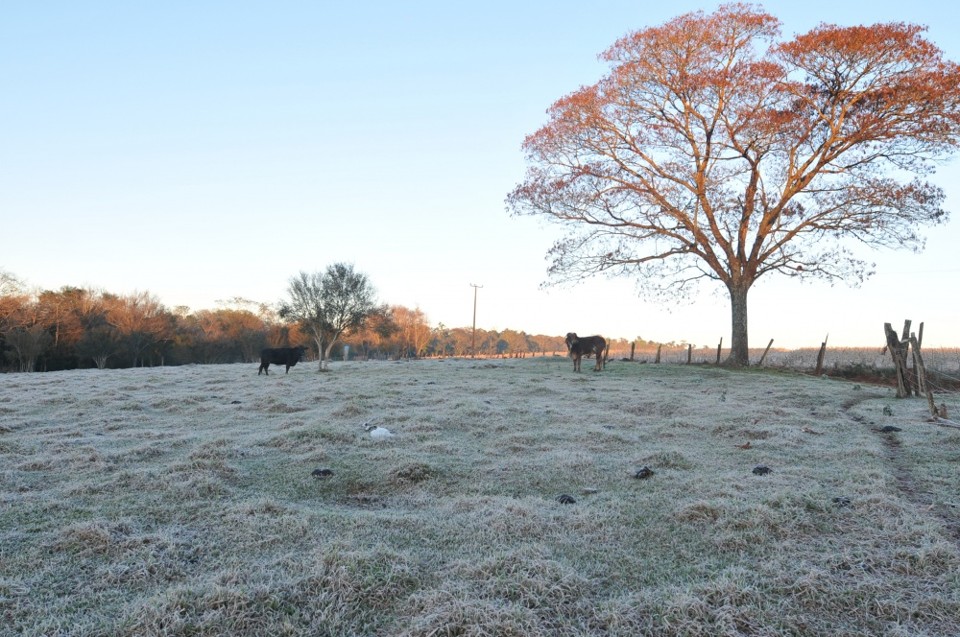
left=508, top=3, right=960, bottom=365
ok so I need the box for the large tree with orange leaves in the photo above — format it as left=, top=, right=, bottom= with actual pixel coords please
left=508, top=4, right=960, bottom=365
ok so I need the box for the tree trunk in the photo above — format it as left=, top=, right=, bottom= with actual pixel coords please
left=314, top=336, right=325, bottom=371
left=726, top=283, right=751, bottom=366
left=323, top=342, right=337, bottom=370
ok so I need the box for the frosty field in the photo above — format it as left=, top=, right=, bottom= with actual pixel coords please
left=2, top=358, right=959, bottom=636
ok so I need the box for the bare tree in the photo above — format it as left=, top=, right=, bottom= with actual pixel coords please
left=0, top=269, right=23, bottom=297
left=76, top=325, right=120, bottom=369
left=508, top=5, right=960, bottom=365
left=105, top=291, right=170, bottom=366
left=280, top=264, right=377, bottom=370
left=0, top=281, right=51, bottom=371
left=4, top=324, right=51, bottom=372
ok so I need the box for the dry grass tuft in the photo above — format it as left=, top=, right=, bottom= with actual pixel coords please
left=388, top=462, right=435, bottom=484
left=642, top=450, right=694, bottom=470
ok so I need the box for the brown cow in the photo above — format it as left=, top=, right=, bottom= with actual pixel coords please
left=565, top=332, right=607, bottom=372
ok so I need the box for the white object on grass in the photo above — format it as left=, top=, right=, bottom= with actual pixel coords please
left=364, top=422, right=395, bottom=439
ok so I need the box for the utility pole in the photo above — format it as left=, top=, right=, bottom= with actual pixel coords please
left=470, top=283, right=483, bottom=357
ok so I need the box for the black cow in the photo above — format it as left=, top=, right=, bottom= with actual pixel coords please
left=258, top=346, right=306, bottom=375
left=565, top=332, right=607, bottom=372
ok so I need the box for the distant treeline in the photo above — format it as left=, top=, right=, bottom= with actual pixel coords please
left=0, top=285, right=648, bottom=372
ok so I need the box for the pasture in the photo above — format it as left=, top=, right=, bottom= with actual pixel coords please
left=2, top=358, right=959, bottom=636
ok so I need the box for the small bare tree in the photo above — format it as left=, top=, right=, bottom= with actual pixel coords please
left=4, top=324, right=52, bottom=372
left=280, top=264, right=377, bottom=370
left=76, top=324, right=120, bottom=369
left=0, top=269, right=23, bottom=296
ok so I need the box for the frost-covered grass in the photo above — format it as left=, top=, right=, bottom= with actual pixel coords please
left=2, top=359, right=959, bottom=636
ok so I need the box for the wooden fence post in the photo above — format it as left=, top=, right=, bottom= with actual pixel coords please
left=911, top=332, right=927, bottom=396
left=716, top=338, right=722, bottom=365
left=687, top=344, right=692, bottom=365
left=908, top=335, right=938, bottom=416
left=630, top=342, right=635, bottom=361
left=884, top=322, right=911, bottom=398
left=655, top=344, right=662, bottom=364
left=900, top=319, right=912, bottom=342
left=900, top=320, right=917, bottom=394
left=911, top=322, right=925, bottom=395
left=758, top=339, right=774, bottom=367
left=814, top=334, right=828, bottom=375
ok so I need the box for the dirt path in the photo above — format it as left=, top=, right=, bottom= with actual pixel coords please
left=842, top=394, right=960, bottom=546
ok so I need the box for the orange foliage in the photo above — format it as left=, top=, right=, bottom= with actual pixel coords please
left=508, top=4, right=960, bottom=366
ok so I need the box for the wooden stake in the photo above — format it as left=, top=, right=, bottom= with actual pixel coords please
left=884, top=322, right=910, bottom=398
left=909, top=335, right=937, bottom=417
left=910, top=332, right=927, bottom=396
left=687, top=344, right=692, bottom=365
left=655, top=344, right=662, bottom=364
left=900, top=319, right=912, bottom=342
left=814, top=334, right=828, bottom=375
left=716, top=338, right=722, bottom=365
left=758, top=338, right=774, bottom=366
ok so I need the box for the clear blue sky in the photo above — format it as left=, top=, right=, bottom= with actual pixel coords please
left=2, top=1, right=959, bottom=348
